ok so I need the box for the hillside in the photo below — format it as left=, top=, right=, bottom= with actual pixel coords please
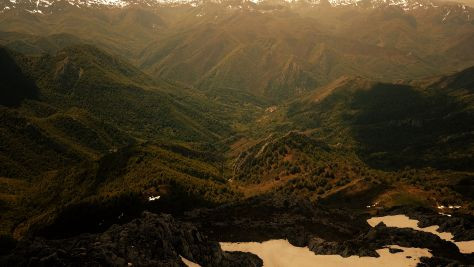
left=1, top=0, right=473, bottom=100
left=4, top=141, right=240, bottom=238
left=0, top=42, right=253, bottom=180
left=0, top=48, right=38, bottom=106
left=1, top=45, right=473, bottom=238
left=0, top=45, right=247, bottom=237
left=8, top=45, right=236, bottom=141
left=286, top=69, right=474, bottom=170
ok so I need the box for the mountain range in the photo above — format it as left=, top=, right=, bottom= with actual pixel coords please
left=0, top=0, right=473, bottom=265
left=1, top=0, right=472, bottom=10
left=1, top=0, right=473, bottom=99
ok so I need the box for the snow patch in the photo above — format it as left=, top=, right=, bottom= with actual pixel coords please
left=438, top=212, right=452, bottom=217
left=180, top=256, right=201, bottom=267
left=442, top=9, right=451, bottom=22
left=148, top=195, right=161, bottom=201
left=366, top=202, right=379, bottom=208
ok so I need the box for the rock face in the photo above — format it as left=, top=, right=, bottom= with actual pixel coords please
left=182, top=194, right=369, bottom=247
left=308, top=222, right=460, bottom=257
left=3, top=199, right=473, bottom=266
left=390, top=207, right=474, bottom=241
left=371, top=206, right=474, bottom=241
left=183, top=196, right=474, bottom=265
left=307, top=221, right=474, bottom=266
left=0, top=212, right=263, bottom=267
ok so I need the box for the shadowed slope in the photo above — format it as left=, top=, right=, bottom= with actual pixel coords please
left=0, top=48, right=38, bottom=107
left=288, top=68, right=474, bottom=170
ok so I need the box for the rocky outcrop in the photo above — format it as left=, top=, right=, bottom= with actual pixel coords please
left=308, top=222, right=460, bottom=258
left=308, top=236, right=378, bottom=257
left=5, top=198, right=472, bottom=266
left=383, top=206, right=474, bottom=241
left=182, top=194, right=368, bottom=247
left=183, top=197, right=474, bottom=265
left=0, top=212, right=262, bottom=267
left=307, top=222, right=474, bottom=265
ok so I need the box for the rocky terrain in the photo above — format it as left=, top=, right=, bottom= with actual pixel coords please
left=383, top=206, right=474, bottom=241
left=182, top=195, right=474, bottom=265
left=0, top=212, right=262, bottom=266
left=1, top=192, right=474, bottom=266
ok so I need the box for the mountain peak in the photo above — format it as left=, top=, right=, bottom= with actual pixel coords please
left=2, top=0, right=472, bottom=14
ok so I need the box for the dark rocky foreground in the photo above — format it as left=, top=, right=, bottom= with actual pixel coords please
left=181, top=194, right=370, bottom=246
left=2, top=195, right=474, bottom=266
left=182, top=194, right=474, bottom=266
left=0, top=212, right=262, bottom=267
left=308, top=223, right=474, bottom=266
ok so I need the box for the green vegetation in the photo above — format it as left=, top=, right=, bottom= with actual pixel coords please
left=0, top=27, right=473, bottom=239
left=2, top=2, right=473, bottom=101
left=3, top=142, right=242, bottom=238
left=287, top=73, right=474, bottom=171
left=0, top=45, right=246, bottom=237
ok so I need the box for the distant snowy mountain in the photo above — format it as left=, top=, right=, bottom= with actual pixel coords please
left=1, top=0, right=472, bottom=23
